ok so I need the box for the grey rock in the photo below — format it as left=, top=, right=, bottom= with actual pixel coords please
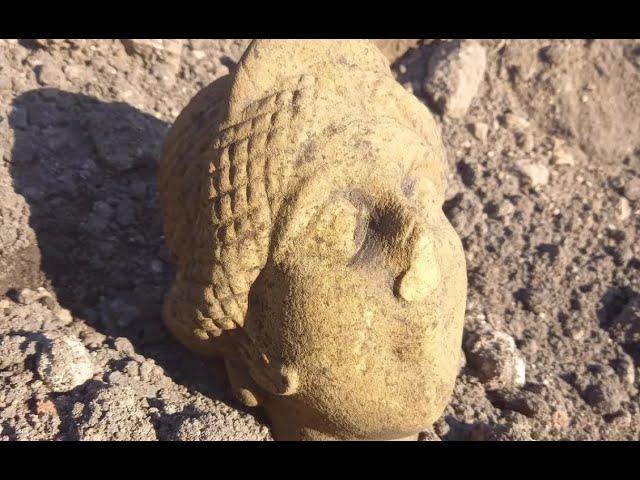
left=35, top=64, right=65, bottom=87
left=36, top=335, right=94, bottom=393
left=424, top=40, right=487, bottom=118
left=514, top=160, right=549, bottom=187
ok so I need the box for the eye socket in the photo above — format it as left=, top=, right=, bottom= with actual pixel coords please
left=303, top=195, right=369, bottom=263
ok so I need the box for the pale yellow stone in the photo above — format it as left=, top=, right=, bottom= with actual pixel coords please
left=158, top=39, right=467, bottom=440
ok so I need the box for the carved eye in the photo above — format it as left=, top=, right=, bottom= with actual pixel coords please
left=306, top=196, right=369, bottom=262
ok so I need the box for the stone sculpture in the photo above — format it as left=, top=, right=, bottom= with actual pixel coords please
left=158, top=39, right=467, bottom=440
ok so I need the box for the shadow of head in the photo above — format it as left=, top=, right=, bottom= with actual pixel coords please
left=7, top=87, right=232, bottom=400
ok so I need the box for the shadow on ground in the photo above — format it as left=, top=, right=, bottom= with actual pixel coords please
left=7, top=88, right=261, bottom=432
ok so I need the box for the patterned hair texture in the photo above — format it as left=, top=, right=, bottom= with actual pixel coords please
left=159, top=72, right=318, bottom=348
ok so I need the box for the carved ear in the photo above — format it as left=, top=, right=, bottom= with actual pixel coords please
left=235, top=334, right=300, bottom=397
left=253, top=362, right=299, bottom=397
left=227, top=39, right=389, bottom=118
left=224, top=356, right=263, bottom=407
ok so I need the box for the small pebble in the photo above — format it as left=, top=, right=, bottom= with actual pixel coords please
left=503, top=113, right=530, bottom=132
left=552, top=146, right=575, bottom=166
left=468, top=122, right=489, bottom=143
left=514, top=160, right=549, bottom=187
left=616, top=197, right=631, bottom=222
left=35, top=64, right=65, bottom=87
left=423, top=40, right=487, bottom=118
left=150, top=259, right=163, bottom=274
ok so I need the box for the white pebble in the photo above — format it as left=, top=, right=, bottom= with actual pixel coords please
left=36, top=335, right=94, bottom=392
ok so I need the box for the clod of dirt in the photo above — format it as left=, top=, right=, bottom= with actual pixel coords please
left=36, top=334, right=94, bottom=392
left=87, top=108, right=165, bottom=172
left=606, top=294, right=640, bottom=360
left=0, top=334, right=28, bottom=369
left=464, top=327, right=527, bottom=389
left=486, top=388, right=549, bottom=418
left=75, top=385, right=157, bottom=440
left=423, top=40, right=486, bottom=118
left=583, top=380, right=626, bottom=415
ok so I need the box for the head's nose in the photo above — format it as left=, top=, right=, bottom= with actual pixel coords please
left=396, top=227, right=440, bottom=303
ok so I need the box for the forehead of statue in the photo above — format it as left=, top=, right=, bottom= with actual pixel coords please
left=292, top=117, right=436, bottom=189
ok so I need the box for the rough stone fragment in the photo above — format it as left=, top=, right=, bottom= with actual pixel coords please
left=36, top=335, right=94, bottom=393
left=423, top=40, right=487, bottom=118
left=514, top=160, right=550, bottom=187
left=16, top=287, right=53, bottom=306
left=464, top=328, right=527, bottom=388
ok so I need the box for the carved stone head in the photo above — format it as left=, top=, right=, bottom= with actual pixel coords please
left=159, top=40, right=467, bottom=440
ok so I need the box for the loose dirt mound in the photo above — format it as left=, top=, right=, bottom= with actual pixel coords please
left=0, top=39, right=638, bottom=440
